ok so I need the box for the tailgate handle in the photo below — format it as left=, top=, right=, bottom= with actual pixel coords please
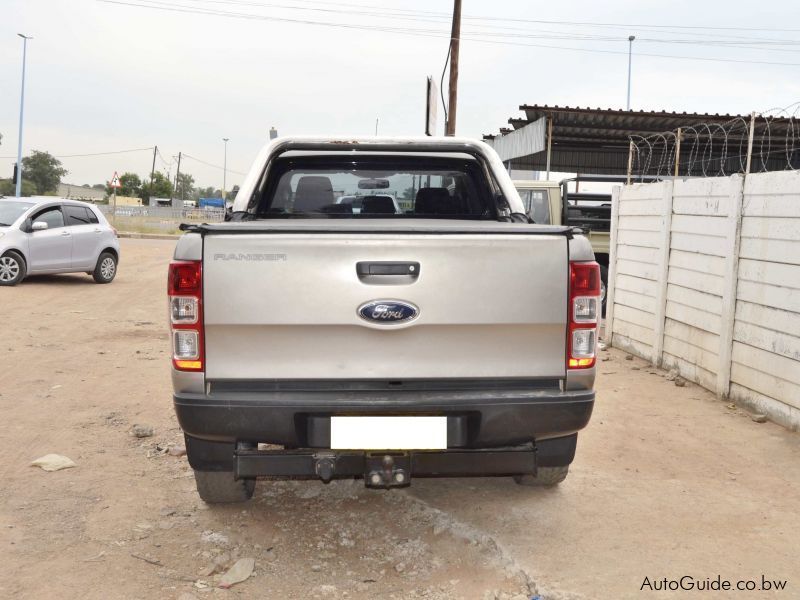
left=356, top=261, right=420, bottom=282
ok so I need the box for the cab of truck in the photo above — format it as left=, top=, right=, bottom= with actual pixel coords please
left=514, top=177, right=612, bottom=308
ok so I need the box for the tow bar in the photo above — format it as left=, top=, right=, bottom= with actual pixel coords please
left=234, top=446, right=537, bottom=486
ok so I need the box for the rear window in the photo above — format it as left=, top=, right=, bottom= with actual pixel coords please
left=518, top=189, right=551, bottom=224
left=255, top=156, right=496, bottom=219
left=64, top=205, right=93, bottom=225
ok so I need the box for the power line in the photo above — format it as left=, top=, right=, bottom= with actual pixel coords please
left=0, top=146, right=154, bottom=160
left=155, top=147, right=173, bottom=170
left=182, top=153, right=247, bottom=176
left=135, top=0, right=800, bottom=44
left=98, top=0, right=800, bottom=66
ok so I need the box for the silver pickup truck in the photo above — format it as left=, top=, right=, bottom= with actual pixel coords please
left=169, top=137, right=599, bottom=503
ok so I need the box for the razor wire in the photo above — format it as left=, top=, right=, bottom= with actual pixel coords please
left=629, top=103, right=800, bottom=181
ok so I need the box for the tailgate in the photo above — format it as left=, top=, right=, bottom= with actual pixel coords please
left=202, top=230, right=568, bottom=380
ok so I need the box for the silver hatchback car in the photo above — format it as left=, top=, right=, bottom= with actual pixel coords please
left=0, top=197, right=121, bottom=286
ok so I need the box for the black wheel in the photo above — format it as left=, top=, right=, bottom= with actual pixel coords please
left=513, top=465, right=569, bottom=487
left=599, top=264, right=608, bottom=316
left=92, top=252, right=117, bottom=284
left=0, top=251, right=26, bottom=286
left=194, top=470, right=255, bottom=503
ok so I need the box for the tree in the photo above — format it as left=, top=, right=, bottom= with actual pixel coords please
left=92, top=184, right=106, bottom=190
left=175, top=173, right=195, bottom=201
left=21, top=150, right=68, bottom=195
left=140, top=171, right=173, bottom=202
left=191, top=186, right=222, bottom=202
left=107, top=172, right=142, bottom=198
left=0, top=178, right=36, bottom=197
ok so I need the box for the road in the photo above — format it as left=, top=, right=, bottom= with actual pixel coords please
left=1, top=239, right=798, bottom=599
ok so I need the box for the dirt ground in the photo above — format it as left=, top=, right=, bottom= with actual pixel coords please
left=1, top=238, right=798, bottom=600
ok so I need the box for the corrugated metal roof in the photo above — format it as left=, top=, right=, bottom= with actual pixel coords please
left=484, top=105, right=794, bottom=175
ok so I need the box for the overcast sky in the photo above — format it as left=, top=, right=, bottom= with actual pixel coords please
left=2, top=0, right=800, bottom=190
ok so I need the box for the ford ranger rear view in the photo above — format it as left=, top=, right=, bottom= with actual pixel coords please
left=169, top=137, right=599, bottom=503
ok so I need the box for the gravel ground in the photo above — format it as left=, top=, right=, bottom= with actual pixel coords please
left=1, top=239, right=798, bottom=599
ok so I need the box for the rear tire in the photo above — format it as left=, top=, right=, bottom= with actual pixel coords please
left=0, top=251, right=26, bottom=286
left=92, top=252, right=117, bottom=284
left=194, top=470, right=255, bottom=503
left=513, top=465, right=569, bottom=487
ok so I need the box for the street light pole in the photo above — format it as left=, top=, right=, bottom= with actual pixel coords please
left=15, top=34, right=33, bottom=198
left=626, top=35, right=635, bottom=111
left=222, top=138, right=229, bottom=199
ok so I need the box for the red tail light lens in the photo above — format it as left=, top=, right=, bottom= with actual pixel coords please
left=571, top=262, right=601, bottom=295
left=169, top=261, right=202, bottom=294
left=168, top=260, right=203, bottom=371
left=568, top=261, right=600, bottom=370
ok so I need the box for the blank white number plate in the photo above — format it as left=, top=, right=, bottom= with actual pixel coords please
left=330, top=416, right=447, bottom=450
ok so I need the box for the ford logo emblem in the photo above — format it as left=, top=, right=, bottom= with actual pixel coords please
left=358, top=300, right=419, bottom=325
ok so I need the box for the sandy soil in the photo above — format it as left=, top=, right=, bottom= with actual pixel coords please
left=1, top=238, right=798, bottom=599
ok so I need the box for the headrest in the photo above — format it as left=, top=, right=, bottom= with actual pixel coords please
left=360, top=195, right=396, bottom=214
left=294, top=176, right=334, bottom=212
left=415, top=187, right=450, bottom=214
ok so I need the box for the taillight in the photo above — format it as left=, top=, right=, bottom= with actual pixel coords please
left=568, top=261, right=600, bottom=369
left=168, top=260, right=203, bottom=371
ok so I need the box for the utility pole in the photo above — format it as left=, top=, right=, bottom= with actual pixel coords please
left=445, top=0, right=462, bottom=136
left=626, top=35, right=635, bottom=111
left=15, top=34, right=33, bottom=198
left=222, top=138, right=229, bottom=199
left=148, top=145, right=157, bottom=206
left=172, top=152, right=182, bottom=202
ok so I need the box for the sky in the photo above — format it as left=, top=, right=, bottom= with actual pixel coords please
left=2, top=0, right=800, bottom=191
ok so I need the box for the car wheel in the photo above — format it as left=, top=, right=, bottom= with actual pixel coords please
left=92, top=252, right=117, bottom=284
left=513, top=465, right=569, bottom=487
left=0, top=251, right=26, bottom=286
left=193, top=470, right=255, bottom=503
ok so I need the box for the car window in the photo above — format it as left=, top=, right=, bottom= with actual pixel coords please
left=259, top=156, right=495, bottom=220
left=518, top=189, right=551, bottom=224
left=64, top=205, right=92, bottom=226
left=0, top=200, right=34, bottom=226
left=86, top=207, right=100, bottom=224
left=32, top=206, right=65, bottom=229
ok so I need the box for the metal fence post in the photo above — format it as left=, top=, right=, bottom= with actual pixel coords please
left=745, top=112, right=756, bottom=175
left=545, top=117, right=553, bottom=179
left=626, top=141, right=634, bottom=185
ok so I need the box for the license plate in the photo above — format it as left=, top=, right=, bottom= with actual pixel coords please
left=330, top=416, right=447, bottom=450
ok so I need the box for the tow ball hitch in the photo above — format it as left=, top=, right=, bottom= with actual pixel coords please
left=365, top=454, right=410, bottom=488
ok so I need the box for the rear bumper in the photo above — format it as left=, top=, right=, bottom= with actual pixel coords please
left=173, top=382, right=595, bottom=449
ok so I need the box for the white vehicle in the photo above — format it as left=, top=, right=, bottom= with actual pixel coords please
left=0, top=197, right=120, bottom=286
left=170, top=136, right=599, bottom=503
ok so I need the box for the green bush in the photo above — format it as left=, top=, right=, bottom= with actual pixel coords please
left=0, top=178, right=36, bottom=197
